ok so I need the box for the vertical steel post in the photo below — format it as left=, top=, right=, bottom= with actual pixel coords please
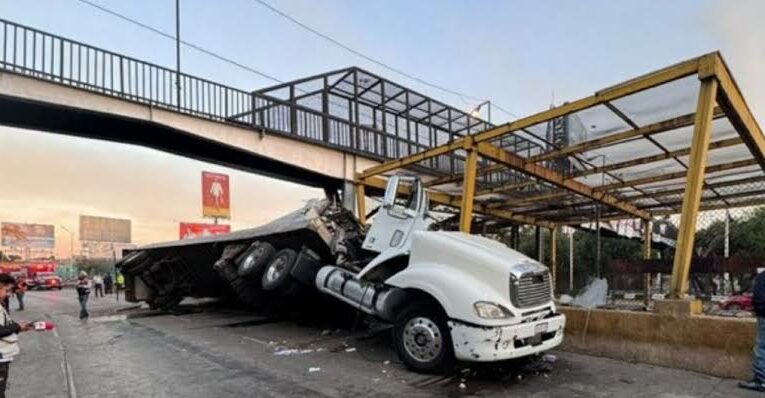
left=356, top=181, right=366, bottom=225
left=534, top=226, right=542, bottom=262
left=550, top=226, right=557, bottom=294
left=643, top=220, right=652, bottom=308
left=459, top=141, right=478, bottom=233
left=322, top=76, right=330, bottom=142
left=669, top=78, right=718, bottom=298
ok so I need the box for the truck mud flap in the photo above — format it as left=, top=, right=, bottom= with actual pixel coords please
left=289, top=246, right=323, bottom=286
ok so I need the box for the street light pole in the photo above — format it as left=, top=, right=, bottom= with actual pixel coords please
left=470, top=101, right=492, bottom=124
left=60, top=226, right=74, bottom=266
left=175, top=0, right=182, bottom=110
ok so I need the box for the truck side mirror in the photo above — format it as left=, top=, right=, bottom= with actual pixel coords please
left=382, top=176, right=400, bottom=209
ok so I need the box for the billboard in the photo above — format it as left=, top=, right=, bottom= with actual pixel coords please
left=202, top=171, right=230, bottom=219
left=179, top=223, right=231, bottom=240
left=1, top=223, right=55, bottom=248
left=79, top=215, right=131, bottom=243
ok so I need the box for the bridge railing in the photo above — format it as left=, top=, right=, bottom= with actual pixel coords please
left=0, top=18, right=464, bottom=174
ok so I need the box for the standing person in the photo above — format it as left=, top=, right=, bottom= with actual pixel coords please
left=740, top=270, right=765, bottom=392
left=76, top=272, right=92, bottom=320
left=14, top=278, right=26, bottom=312
left=93, top=273, right=104, bottom=298
left=0, top=273, right=33, bottom=396
left=115, top=272, right=125, bottom=303
left=104, top=273, right=113, bottom=295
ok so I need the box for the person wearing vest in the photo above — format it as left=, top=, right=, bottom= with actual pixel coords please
left=115, top=273, right=125, bottom=303
left=0, top=274, right=32, bottom=395
left=77, top=272, right=92, bottom=320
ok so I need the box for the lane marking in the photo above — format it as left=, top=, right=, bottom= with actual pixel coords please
left=242, top=336, right=269, bottom=346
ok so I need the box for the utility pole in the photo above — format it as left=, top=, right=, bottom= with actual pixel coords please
left=60, top=226, right=75, bottom=266
left=175, top=0, right=182, bottom=109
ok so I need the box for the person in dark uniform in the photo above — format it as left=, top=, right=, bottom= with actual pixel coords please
left=0, top=274, right=32, bottom=396
left=740, top=270, right=765, bottom=392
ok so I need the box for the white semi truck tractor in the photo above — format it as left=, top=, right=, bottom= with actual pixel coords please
left=118, top=176, right=565, bottom=372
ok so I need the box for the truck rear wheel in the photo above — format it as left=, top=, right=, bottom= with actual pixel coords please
left=238, top=242, right=275, bottom=280
left=261, top=248, right=299, bottom=294
left=393, top=302, right=454, bottom=373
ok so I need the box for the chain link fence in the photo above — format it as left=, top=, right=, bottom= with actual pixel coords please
left=490, top=204, right=765, bottom=315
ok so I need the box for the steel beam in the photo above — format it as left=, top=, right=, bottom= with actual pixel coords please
left=470, top=54, right=705, bottom=145
left=359, top=176, right=551, bottom=227
left=476, top=142, right=650, bottom=219
left=573, top=137, right=743, bottom=178
left=460, top=146, right=478, bottom=233
left=527, top=109, right=722, bottom=164
left=713, top=53, right=765, bottom=173
left=596, top=158, right=758, bottom=192
left=669, top=78, right=718, bottom=298
left=359, top=140, right=464, bottom=178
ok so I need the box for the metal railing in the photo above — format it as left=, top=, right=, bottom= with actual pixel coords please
left=0, top=18, right=465, bottom=174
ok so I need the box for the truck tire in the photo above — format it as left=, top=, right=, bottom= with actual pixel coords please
left=261, top=248, right=298, bottom=293
left=238, top=242, right=275, bottom=280
left=393, top=302, right=455, bottom=373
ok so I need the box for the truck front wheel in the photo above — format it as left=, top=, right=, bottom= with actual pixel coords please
left=238, top=242, right=275, bottom=280
left=393, top=302, right=455, bottom=373
left=261, top=248, right=299, bottom=294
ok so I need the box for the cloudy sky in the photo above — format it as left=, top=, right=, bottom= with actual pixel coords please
left=0, top=0, right=763, bottom=257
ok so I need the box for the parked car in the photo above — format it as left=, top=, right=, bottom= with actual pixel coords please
left=34, top=272, right=63, bottom=290
left=719, top=293, right=753, bottom=312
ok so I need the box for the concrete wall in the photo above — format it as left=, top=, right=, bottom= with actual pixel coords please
left=0, top=71, right=380, bottom=181
left=559, top=307, right=755, bottom=379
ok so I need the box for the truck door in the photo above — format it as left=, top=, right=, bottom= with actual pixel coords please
left=362, top=176, right=429, bottom=253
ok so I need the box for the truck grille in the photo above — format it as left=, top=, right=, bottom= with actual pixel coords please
left=510, top=271, right=551, bottom=308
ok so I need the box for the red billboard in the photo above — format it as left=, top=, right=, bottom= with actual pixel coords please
left=202, top=172, right=230, bottom=219
left=179, top=223, right=231, bottom=240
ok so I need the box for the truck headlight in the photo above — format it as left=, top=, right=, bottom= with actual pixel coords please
left=474, top=301, right=513, bottom=319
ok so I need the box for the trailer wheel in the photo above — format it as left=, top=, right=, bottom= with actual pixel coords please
left=238, top=242, right=275, bottom=279
left=261, top=248, right=298, bottom=293
left=393, top=302, right=454, bottom=373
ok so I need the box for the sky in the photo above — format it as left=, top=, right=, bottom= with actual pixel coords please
left=0, top=0, right=763, bottom=258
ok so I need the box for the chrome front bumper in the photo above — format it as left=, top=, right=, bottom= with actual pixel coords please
left=448, top=313, right=565, bottom=362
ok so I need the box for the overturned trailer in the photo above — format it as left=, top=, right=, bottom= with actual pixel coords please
left=118, top=176, right=564, bottom=372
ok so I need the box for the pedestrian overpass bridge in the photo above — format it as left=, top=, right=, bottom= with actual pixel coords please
left=0, top=18, right=546, bottom=196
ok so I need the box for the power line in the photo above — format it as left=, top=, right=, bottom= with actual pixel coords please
left=76, top=0, right=523, bottom=124
left=250, top=0, right=487, bottom=103
left=75, top=0, right=283, bottom=84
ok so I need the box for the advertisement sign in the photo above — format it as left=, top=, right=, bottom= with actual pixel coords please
left=1, top=223, right=55, bottom=248
left=179, top=223, right=231, bottom=240
left=79, top=215, right=132, bottom=243
left=202, top=171, right=230, bottom=219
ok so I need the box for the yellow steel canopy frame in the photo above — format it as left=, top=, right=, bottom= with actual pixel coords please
left=356, top=52, right=765, bottom=299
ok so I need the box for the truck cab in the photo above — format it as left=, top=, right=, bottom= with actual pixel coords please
left=317, top=176, right=565, bottom=372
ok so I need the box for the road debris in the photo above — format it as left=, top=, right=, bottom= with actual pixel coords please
left=308, top=367, right=321, bottom=373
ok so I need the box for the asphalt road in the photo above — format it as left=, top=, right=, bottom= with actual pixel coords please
left=3, top=290, right=760, bottom=397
